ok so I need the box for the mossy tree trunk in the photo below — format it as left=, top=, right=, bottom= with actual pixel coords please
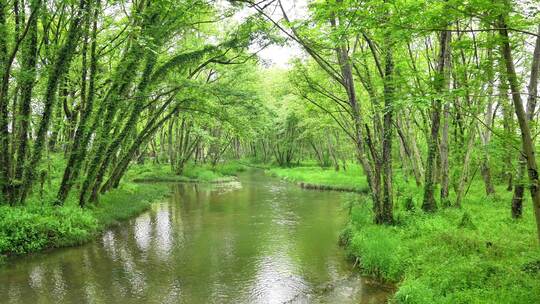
left=12, top=0, right=41, bottom=204
left=422, top=27, right=451, bottom=212
left=0, top=0, right=8, bottom=204
left=510, top=25, right=540, bottom=219
left=18, top=0, right=88, bottom=204
left=78, top=35, right=146, bottom=206
left=498, top=15, right=540, bottom=242
left=381, top=34, right=395, bottom=224
left=57, top=0, right=99, bottom=204
left=88, top=52, right=158, bottom=203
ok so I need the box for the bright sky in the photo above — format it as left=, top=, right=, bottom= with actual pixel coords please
left=257, top=0, right=307, bottom=68
left=229, top=0, right=308, bottom=68
left=257, top=43, right=304, bottom=68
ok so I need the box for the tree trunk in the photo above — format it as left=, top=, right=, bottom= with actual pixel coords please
left=422, top=27, right=451, bottom=212
left=499, top=68, right=514, bottom=191
left=499, top=17, right=540, bottom=242
left=455, top=122, right=476, bottom=208
left=102, top=103, right=183, bottom=192
left=479, top=47, right=496, bottom=196
left=440, top=102, right=450, bottom=205
left=0, top=0, right=10, bottom=203
left=57, top=0, right=99, bottom=204
left=88, top=52, right=157, bottom=203
left=19, top=0, right=87, bottom=204
left=396, top=115, right=422, bottom=186
left=12, top=0, right=41, bottom=204
left=78, top=32, right=146, bottom=206
left=510, top=25, right=540, bottom=218
left=381, top=36, right=394, bottom=224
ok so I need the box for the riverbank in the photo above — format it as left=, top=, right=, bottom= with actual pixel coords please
left=0, top=161, right=246, bottom=262
left=0, top=182, right=169, bottom=263
left=342, top=181, right=540, bottom=303
left=267, top=164, right=369, bottom=193
left=0, top=167, right=392, bottom=303
left=266, top=165, right=540, bottom=303
left=129, top=162, right=244, bottom=183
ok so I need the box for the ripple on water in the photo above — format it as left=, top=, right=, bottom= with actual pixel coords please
left=0, top=170, right=391, bottom=304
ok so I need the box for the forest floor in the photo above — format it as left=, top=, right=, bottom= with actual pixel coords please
left=0, top=158, right=246, bottom=263
left=267, top=164, right=540, bottom=304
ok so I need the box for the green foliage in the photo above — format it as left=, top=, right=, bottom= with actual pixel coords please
left=0, top=0, right=539, bottom=302
left=212, top=161, right=248, bottom=176
left=0, top=165, right=170, bottom=259
left=130, top=162, right=245, bottom=183
left=268, top=164, right=368, bottom=192
left=182, top=164, right=224, bottom=182
left=344, top=184, right=540, bottom=304
left=394, top=279, right=436, bottom=304
left=349, top=225, right=404, bottom=280
left=0, top=205, right=97, bottom=255
left=91, top=183, right=168, bottom=227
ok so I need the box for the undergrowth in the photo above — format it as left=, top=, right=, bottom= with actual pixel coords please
left=0, top=181, right=169, bottom=259
left=342, top=179, right=540, bottom=304
left=129, top=161, right=246, bottom=183
left=0, top=159, right=247, bottom=261
left=267, top=163, right=368, bottom=192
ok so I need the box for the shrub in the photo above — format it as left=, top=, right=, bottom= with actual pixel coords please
left=345, top=181, right=540, bottom=304
left=349, top=225, right=404, bottom=280
left=0, top=205, right=97, bottom=255
left=394, top=279, right=436, bottom=304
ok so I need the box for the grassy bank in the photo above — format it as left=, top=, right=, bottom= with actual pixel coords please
left=0, top=161, right=246, bottom=262
left=266, top=164, right=540, bottom=303
left=0, top=181, right=169, bottom=260
left=267, top=164, right=369, bottom=193
left=129, top=161, right=246, bottom=183
left=342, top=180, right=540, bottom=304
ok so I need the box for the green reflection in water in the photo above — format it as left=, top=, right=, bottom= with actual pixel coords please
left=0, top=170, right=390, bottom=304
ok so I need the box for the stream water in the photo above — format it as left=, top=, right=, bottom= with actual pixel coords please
left=0, top=170, right=391, bottom=303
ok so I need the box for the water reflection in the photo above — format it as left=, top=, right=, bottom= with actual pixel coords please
left=0, top=170, right=391, bottom=303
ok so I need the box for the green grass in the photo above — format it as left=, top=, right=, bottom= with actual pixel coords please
left=267, top=163, right=368, bottom=192
left=0, top=204, right=98, bottom=255
left=0, top=181, right=169, bottom=258
left=90, top=182, right=169, bottom=227
left=0, top=160, right=248, bottom=261
left=269, top=162, right=540, bottom=302
left=342, top=179, right=540, bottom=304
left=129, top=161, right=246, bottom=183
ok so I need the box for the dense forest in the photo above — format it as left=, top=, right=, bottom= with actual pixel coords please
left=1, top=0, right=540, bottom=303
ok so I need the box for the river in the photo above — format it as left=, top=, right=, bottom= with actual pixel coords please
left=0, top=170, right=391, bottom=303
